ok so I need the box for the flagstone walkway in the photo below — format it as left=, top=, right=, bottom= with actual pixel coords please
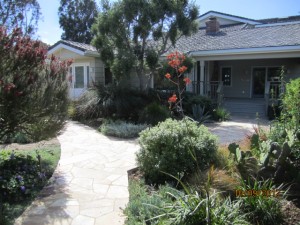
left=206, top=115, right=270, bottom=145
left=15, top=121, right=139, bottom=225
left=15, top=116, right=270, bottom=225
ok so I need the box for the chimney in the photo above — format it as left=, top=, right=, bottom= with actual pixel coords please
left=205, top=17, right=220, bottom=34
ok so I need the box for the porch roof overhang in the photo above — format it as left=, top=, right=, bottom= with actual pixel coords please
left=188, top=45, right=300, bottom=61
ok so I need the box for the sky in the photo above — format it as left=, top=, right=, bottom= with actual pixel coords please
left=36, top=0, right=300, bottom=45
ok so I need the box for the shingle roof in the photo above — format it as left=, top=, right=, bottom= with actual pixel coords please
left=49, top=40, right=97, bottom=52
left=200, top=11, right=260, bottom=24
left=258, top=16, right=300, bottom=24
left=169, top=23, right=300, bottom=54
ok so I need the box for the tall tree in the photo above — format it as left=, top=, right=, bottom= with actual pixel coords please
left=58, top=0, right=98, bottom=44
left=0, top=0, right=41, bottom=35
left=92, top=0, right=199, bottom=90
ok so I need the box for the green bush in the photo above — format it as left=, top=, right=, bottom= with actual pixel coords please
left=74, top=88, right=102, bottom=120
left=0, top=147, right=60, bottom=224
left=0, top=152, right=45, bottom=203
left=74, top=84, right=158, bottom=121
left=213, top=107, right=230, bottom=121
left=138, top=102, right=170, bottom=125
left=125, top=179, right=175, bottom=225
left=125, top=179, right=250, bottom=225
left=137, top=118, right=218, bottom=184
left=99, top=120, right=148, bottom=138
left=182, top=93, right=213, bottom=116
left=282, top=77, right=300, bottom=130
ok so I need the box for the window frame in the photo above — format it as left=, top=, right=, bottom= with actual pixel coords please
left=69, top=63, right=90, bottom=89
left=221, top=66, right=232, bottom=87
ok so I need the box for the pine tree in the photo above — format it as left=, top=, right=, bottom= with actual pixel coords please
left=0, top=0, right=41, bottom=35
left=58, top=0, right=98, bottom=44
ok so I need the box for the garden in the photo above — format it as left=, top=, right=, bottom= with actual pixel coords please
left=0, top=27, right=70, bottom=224
left=70, top=51, right=300, bottom=224
left=1, top=24, right=299, bottom=225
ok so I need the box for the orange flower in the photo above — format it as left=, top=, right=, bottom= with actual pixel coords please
left=183, top=77, right=191, bottom=84
left=168, top=59, right=181, bottom=68
left=165, top=73, right=171, bottom=79
left=168, top=94, right=177, bottom=103
left=178, top=66, right=187, bottom=74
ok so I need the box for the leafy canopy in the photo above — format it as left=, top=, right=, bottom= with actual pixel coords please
left=58, top=0, right=98, bottom=44
left=92, top=0, right=199, bottom=89
left=0, top=0, right=41, bottom=35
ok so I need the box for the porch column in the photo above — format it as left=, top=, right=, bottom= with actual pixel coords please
left=200, top=60, right=205, bottom=95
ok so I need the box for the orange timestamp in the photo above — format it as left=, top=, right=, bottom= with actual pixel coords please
left=235, top=189, right=281, bottom=197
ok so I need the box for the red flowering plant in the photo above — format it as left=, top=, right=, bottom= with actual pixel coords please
left=164, top=51, right=192, bottom=118
left=0, top=26, right=72, bottom=142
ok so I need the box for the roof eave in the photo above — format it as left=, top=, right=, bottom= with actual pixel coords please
left=199, top=11, right=261, bottom=25
left=84, top=50, right=100, bottom=57
left=189, top=45, right=300, bottom=57
left=47, top=43, right=85, bottom=56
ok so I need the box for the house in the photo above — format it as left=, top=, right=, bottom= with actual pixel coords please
left=172, top=11, right=300, bottom=116
left=47, top=40, right=151, bottom=99
left=48, top=11, right=300, bottom=117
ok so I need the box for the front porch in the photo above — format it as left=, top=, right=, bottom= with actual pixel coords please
left=188, top=57, right=300, bottom=117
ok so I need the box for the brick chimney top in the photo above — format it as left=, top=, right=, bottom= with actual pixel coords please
left=205, top=17, right=220, bottom=34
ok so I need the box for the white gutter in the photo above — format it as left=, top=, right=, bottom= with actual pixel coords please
left=189, top=45, right=300, bottom=57
left=255, top=21, right=300, bottom=27
left=84, top=50, right=100, bottom=57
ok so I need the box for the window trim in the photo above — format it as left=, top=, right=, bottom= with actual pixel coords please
left=70, top=63, right=90, bottom=89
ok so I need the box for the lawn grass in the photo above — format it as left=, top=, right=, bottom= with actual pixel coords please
left=0, top=144, right=61, bottom=225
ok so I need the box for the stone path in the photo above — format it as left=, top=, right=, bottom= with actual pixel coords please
left=206, top=115, right=270, bottom=145
left=15, top=116, right=270, bottom=225
left=15, top=121, right=139, bottom=225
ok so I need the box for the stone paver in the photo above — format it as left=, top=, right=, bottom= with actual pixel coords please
left=207, top=115, right=270, bottom=145
left=15, top=121, right=139, bottom=225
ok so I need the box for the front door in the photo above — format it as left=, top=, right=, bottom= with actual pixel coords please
left=68, top=64, right=89, bottom=99
left=252, top=68, right=266, bottom=98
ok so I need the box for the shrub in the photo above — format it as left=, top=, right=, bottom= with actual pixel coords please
left=137, top=118, right=218, bottom=184
left=75, top=88, right=102, bottom=120
left=0, top=152, right=46, bottom=203
left=237, top=179, right=286, bottom=225
left=282, top=77, right=300, bottom=130
left=182, top=93, right=213, bottom=116
left=0, top=146, right=60, bottom=224
left=125, top=179, right=175, bottom=225
left=0, top=27, right=71, bottom=143
left=132, top=184, right=250, bottom=225
left=213, top=107, right=230, bottom=121
left=138, top=102, right=170, bottom=125
left=74, top=84, right=157, bottom=121
left=99, top=120, right=148, bottom=138
left=0, top=147, right=60, bottom=203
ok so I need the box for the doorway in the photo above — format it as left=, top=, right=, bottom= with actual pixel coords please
left=252, top=68, right=266, bottom=98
